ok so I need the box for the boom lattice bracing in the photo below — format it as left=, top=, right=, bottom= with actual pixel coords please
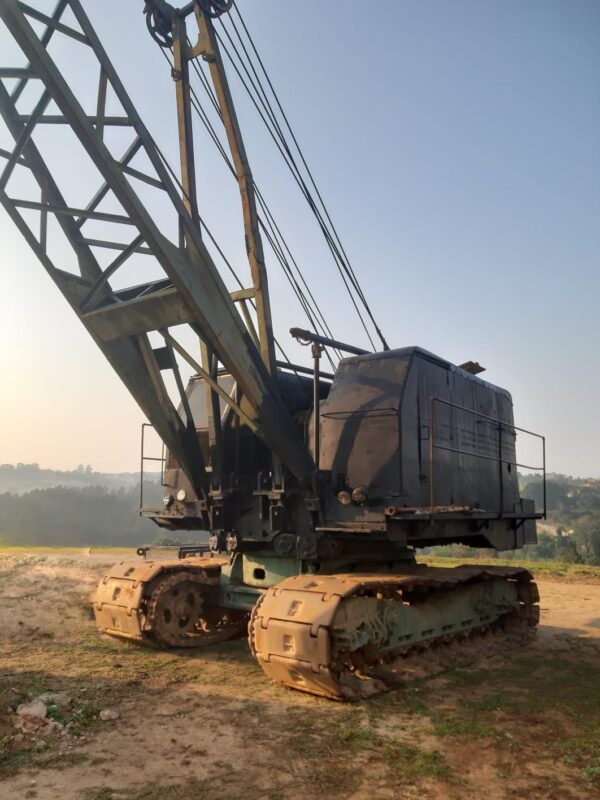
left=0, top=0, right=314, bottom=491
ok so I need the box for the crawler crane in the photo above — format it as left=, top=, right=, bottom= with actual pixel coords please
left=0, top=0, right=545, bottom=698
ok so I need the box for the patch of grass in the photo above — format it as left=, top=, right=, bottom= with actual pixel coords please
left=403, top=687, right=429, bottom=715
left=79, top=790, right=114, bottom=800
left=420, top=556, right=600, bottom=580
left=556, top=729, right=600, bottom=789
left=501, top=656, right=542, bottom=681
left=0, top=746, right=36, bottom=776
left=385, top=741, right=449, bottom=780
left=285, top=729, right=323, bottom=760
left=446, top=657, right=600, bottom=721
left=533, top=659, right=600, bottom=717
left=79, top=782, right=206, bottom=800
left=582, top=757, right=600, bottom=784
left=89, top=756, right=109, bottom=766
left=367, top=684, right=429, bottom=716
left=0, top=747, right=89, bottom=777
left=74, top=699, right=103, bottom=727
left=463, top=688, right=534, bottom=716
left=558, top=726, right=600, bottom=764
left=338, top=719, right=380, bottom=752
left=36, top=751, right=89, bottom=770
left=445, top=667, right=491, bottom=689
left=428, top=656, right=600, bottom=792
left=466, top=690, right=514, bottom=712
left=335, top=714, right=448, bottom=780
left=282, top=708, right=448, bottom=785
left=433, top=716, right=499, bottom=739
left=78, top=775, right=295, bottom=800
left=45, top=701, right=71, bottom=727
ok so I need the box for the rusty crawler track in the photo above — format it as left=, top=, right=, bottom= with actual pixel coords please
left=94, top=557, right=246, bottom=647
left=248, top=565, right=539, bottom=700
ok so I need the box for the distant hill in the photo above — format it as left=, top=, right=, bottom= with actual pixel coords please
left=519, top=472, right=600, bottom=522
left=1, top=465, right=598, bottom=558
left=0, top=463, right=165, bottom=547
left=0, top=463, right=159, bottom=495
left=429, top=473, right=600, bottom=565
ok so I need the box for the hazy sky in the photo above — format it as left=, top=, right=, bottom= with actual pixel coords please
left=0, top=0, right=598, bottom=476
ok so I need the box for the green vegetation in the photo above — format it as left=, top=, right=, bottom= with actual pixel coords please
left=436, top=657, right=600, bottom=779
left=79, top=780, right=237, bottom=800
left=2, top=465, right=599, bottom=556
left=582, top=755, right=600, bottom=784
left=0, top=746, right=89, bottom=777
left=0, top=463, right=166, bottom=546
left=427, top=472, right=600, bottom=565
left=337, top=715, right=448, bottom=779
left=0, top=483, right=158, bottom=546
left=387, top=743, right=449, bottom=780
left=432, top=717, right=499, bottom=739
left=0, top=746, right=37, bottom=774
left=422, top=555, right=600, bottom=578
left=1, top=590, right=598, bottom=796
left=0, top=462, right=153, bottom=494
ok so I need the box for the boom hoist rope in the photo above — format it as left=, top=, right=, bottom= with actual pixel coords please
left=154, top=45, right=342, bottom=371
left=146, top=2, right=341, bottom=373
left=145, top=0, right=388, bottom=355
left=217, top=3, right=390, bottom=352
left=147, top=48, right=337, bottom=378
left=188, top=61, right=344, bottom=365
left=145, top=0, right=334, bottom=392
left=213, top=24, right=379, bottom=351
left=144, top=110, right=319, bottom=391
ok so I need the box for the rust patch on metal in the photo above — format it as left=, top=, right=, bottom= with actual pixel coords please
left=249, top=566, right=539, bottom=700
left=93, top=556, right=244, bottom=647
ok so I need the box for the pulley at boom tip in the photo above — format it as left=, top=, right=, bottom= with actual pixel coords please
left=146, top=0, right=389, bottom=356
left=143, top=0, right=232, bottom=48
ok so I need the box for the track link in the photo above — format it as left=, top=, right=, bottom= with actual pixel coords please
left=94, top=557, right=245, bottom=647
left=249, top=565, right=539, bottom=700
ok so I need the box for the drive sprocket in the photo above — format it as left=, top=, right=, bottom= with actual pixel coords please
left=93, top=557, right=246, bottom=648
left=147, top=570, right=246, bottom=648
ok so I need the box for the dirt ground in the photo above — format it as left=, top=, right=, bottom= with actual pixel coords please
left=0, top=551, right=599, bottom=800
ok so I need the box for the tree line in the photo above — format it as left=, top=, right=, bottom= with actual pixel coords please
left=430, top=474, right=600, bottom=565
left=0, top=483, right=159, bottom=547
left=0, top=462, right=152, bottom=495
left=0, top=468, right=598, bottom=560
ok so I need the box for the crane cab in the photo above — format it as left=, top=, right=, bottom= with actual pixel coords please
left=142, top=346, right=543, bottom=558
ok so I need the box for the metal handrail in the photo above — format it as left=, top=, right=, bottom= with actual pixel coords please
left=429, top=397, right=546, bottom=519
left=139, top=423, right=166, bottom=513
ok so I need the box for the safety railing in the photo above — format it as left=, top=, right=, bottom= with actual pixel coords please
left=429, top=397, right=546, bottom=519
left=139, top=423, right=166, bottom=513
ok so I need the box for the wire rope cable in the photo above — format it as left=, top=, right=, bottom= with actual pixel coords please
left=157, top=44, right=340, bottom=368
left=218, top=4, right=389, bottom=350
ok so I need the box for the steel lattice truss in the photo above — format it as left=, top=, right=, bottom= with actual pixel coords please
left=0, top=0, right=314, bottom=492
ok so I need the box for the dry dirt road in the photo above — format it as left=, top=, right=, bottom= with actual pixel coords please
left=0, top=551, right=599, bottom=800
